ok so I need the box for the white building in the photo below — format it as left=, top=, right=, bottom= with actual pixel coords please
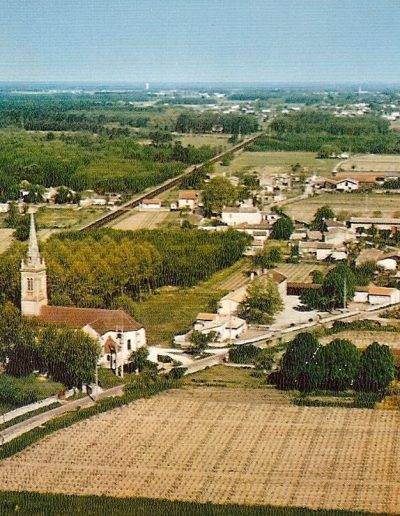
left=178, top=190, right=199, bottom=211
left=0, top=203, right=10, bottom=213
left=193, top=312, right=247, bottom=342
left=221, top=207, right=263, bottom=227
left=335, top=178, right=359, bottom=192
left=353, top=285, right=400, bottom=305
left=349, top=217, right=400, bottom=232
left=20, top=214, right=146, bottom=376
left=140, top=198, right=162, bottom=210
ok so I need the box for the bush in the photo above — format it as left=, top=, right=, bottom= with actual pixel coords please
left=167, top=367, right=187, bottom=379
left=229, top=344, right=260, bottom=364
left=353, top=391, right=383, bottom=408
left=0, top=375, right=39, bottom=407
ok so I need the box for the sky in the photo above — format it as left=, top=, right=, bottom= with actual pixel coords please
left=1, top=0, right=400, bottom=84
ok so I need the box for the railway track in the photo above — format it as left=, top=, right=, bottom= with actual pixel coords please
left=80, top=132, right=264, bottom=231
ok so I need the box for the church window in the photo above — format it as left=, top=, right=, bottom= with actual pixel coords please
left=27, top=278, right=34, bottom=291
left=127, top=339, right=131, bottom=350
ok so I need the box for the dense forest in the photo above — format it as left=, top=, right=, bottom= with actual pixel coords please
left=249, top=111, right=400, bottom=154
left=0, top=228, right=251, bottom=309
left=0, top=132, right=219, bottom=199
left=175, top=111, right=258, bottom=134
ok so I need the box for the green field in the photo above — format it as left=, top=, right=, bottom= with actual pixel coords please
left=182, top=364, right=265, bottom=389
left=214, top=151, right=339, bottom=178
left=285, top=191, right=400, bottom=223
left=132, top=260, right=247, bottom=345
left=35, top=206, right=108, bottom=230
left=0, top=491, right=363, bottom=516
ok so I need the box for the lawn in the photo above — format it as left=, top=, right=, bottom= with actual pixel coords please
left=132, top=260, right=247, bottom=345
left=214, top=151, right=339, bottom=178
left=285, top=191, right=400, bottom=223
left=36, top=206, right=108, bottom=230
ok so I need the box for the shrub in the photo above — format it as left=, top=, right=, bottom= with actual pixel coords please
left=229, top=344, right=260, bottom=364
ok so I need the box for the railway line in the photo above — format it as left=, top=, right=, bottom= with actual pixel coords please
left=80, top=132, right=264, bottom=231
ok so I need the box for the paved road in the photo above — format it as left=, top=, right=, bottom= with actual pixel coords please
left=0, top=385, right=124, bottom=445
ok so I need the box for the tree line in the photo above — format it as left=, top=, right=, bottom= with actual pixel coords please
left=0, top=228, right=251, bottom=309
left=175, top=111, right=259, bottom=135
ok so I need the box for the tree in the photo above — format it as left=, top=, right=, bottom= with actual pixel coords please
left=356, top=342, right=395, bottom=393
left=253, top=246, right=282, bottom=270
left=270, top=215, right=294, bottom=240
left=317, top=144, right=341, bottom=159
left=55, top=186, right=75, bottom=204
left=238, top=278, right=283, bottom=324
left=202, top=176, right=238, bottom=215
left=42, top=327, right=100, bottom=388
left=322, top=263, right=356, bottom=308
left=310, top=206, right=335, bottom=231
left=14, top=215, right=31, bottom=241
left=130, top=346, right=150, bottom=372
left=322, top=339, right=359, bottom=391
left=4, top=202, right=20, bottom=228
left=280, top=332, right=324, bottom=391
left=189, top=330, right=215, bottom=353
left=149, top=130, right=173, bottom=146
left=311, top=270, right=324, bottom=284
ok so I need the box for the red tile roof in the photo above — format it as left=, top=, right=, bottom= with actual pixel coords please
left=38, top=306, right=142, bottom=334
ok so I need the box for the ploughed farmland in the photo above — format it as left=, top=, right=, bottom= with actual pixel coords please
left=0, top=387, right=399, bottom=514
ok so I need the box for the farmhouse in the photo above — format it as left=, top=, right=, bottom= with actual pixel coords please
left=335, top=178, right=359, bottom=192
left=221, top=207, right=263, bottom=226
left=298, top=241, right=338, bottom=261
left=139, top=198, right=162, bottom=210
left=193, top=312, right=247, bottom=342
left=21, top=215, right=146, bottom=376
left=353, top=285, right=400, bottom=305
left=178, top=190, right=199, bottom=211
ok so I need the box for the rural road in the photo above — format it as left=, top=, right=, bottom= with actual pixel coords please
left=0, top=385, right=124, bottom=445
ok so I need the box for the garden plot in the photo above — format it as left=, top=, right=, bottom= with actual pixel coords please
left=276, top=263, right=330, bottom=283
left=0, top=387, right=399, bottom=514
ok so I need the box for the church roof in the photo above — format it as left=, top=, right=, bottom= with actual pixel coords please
left=38, top=306, right=143, bottom=334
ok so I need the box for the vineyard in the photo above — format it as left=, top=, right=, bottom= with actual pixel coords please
left=0, top=387, right=398, bottom=514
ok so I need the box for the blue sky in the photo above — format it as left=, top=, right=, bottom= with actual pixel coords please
left=1, top=0, right=399, bottom=84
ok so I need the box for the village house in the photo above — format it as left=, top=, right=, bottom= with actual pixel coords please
left=193, top=312, right=247, bottom=342
left=353, top=285, right=400, bottom=305
left=139, top=198, right=162, bottom=210
left=349, top=217, right=400, bottom=233
left=178, top=190, right=199, bottom=211
left=298, top=241, right=347, bottom=261
left=334, top=178, right=359, bottom=192
left=20, top=215, right=146, bottom=377
left=221, top=207, right=263, bottom=227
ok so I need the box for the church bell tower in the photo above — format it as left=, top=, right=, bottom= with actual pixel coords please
left=20, top=213, right=48, bottom=316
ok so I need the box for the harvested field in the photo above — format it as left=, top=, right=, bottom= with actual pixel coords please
left=277, top=263, right=330, bottom=283
left=0, top=228, right=13, bottom=255
left=0, top=386, right=399, bottom=514
left=111, top=210, right=173, bottom=230
left=285, top=192, right=400, bottom=222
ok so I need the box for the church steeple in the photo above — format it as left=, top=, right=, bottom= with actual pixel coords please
left=20, top=213, right=48, bottom=316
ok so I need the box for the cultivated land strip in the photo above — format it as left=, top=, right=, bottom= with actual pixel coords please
left=0, top=387, right=398, bottom=514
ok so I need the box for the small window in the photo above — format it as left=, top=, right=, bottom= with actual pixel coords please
left=106, top=354, right=111, bottom=361
left=127, top=339, right=131, bottom=350
left=27, top=278, right=34, bottom=291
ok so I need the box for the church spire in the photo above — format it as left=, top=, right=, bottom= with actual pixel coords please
left=27, top=213, right=42, bottom=266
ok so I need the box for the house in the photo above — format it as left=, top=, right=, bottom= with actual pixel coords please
left=234, top=222, right=271, bottom=244
left=324, top=226, right=357, bottom=246
left=221, top=207, right=263, bottom=227
left=139, top=198, right=162, bottom=210
left=335, top=178, right=359, bottom=192
left=20, top=214, right=146, bottom=377
left=193, top=312, right=247, bottom=342
left=298, top=241, right=338, bottom=261
left=0, top=203, right=9, bottom=213
left=353, top=285, right=400, bottom=305
left=349, top=217, right=400, bottom=233
left=218, top=286, right=248, bottom=316
left=178, top=190, right=199, bottom=211
left=376, top=258, right=397, bottom=271
left=43, top=187, right=59, bottom=203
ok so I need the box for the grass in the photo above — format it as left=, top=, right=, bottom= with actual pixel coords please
left=36, top=206, right=108, bottom=230
left=214, top=151, right=339, bottom=178
left=132, top=260, right=246, bottom=345
left=0, top=491, right=367, bottom=516
left=285, top=191, right=400, bottom=222
left=182, top=364, right=265, bottom=389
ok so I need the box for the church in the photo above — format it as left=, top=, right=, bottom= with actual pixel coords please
left=20, top=214, right=147, bottom=376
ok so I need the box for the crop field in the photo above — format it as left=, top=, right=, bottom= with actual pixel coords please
left=276, top=263, right=330, bottom=283
left=0, top=229, right=13, bottom=255
left=214, top=151, right=338, bottom=178
left=339, top=154, right=400, bottom=173
left=285, top=192, right=400, bottom=222
left=0, top=386, right=399, bottom=514
left=111, top=210, right=174, bottom=230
